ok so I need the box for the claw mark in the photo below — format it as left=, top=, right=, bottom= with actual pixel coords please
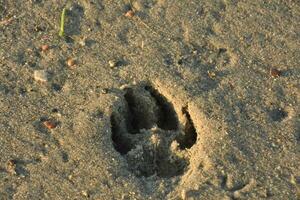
left=177, top=106, right=197, bottom=149
left=144, top=85, right=178, bottom=130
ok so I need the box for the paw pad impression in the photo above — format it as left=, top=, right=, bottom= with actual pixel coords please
left=110, top=83, right=197, bottom=178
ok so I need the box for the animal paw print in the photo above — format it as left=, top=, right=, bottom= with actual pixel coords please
left=110, top=83, right=197, bottom=178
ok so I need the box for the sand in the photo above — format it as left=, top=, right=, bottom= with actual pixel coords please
left=0, top=0, right=299, bottom=199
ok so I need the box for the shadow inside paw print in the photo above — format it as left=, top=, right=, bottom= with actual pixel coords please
left=110, top=83, right=197, bottom=178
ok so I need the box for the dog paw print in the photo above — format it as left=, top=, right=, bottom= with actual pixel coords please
left=110, top=83, right=197, bottom=178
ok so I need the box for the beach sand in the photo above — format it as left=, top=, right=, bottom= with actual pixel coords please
left=0, top=0, right=299, bottom=199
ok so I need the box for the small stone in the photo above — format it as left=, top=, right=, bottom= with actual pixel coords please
left=270, top=68, right=281, bottom=78
left=208, top=71, right=216, bottom=79
left=41, top=44, right=49, bottom=52
left=67, top=58, right=76, bottom=68
left=43, top=120, right=58, bottom=129
left=6, top=159, right=17, bottom=175
left=34, top=70, right=48, bottom=83
left=109, top=60, right=117, bottom=68
left=68, top=174, right=73, bottom=180
left=125, top=10, right=134, bottom=18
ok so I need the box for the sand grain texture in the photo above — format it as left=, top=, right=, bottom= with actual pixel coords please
left=0, top=0, right=299, bottom=199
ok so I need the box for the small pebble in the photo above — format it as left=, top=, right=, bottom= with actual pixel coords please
left=43, top=120, right=57, bottom=129
left=233, top=191, right=241, bottom=199
left=40, top=44, right=49, bottom=52
left=6, top=159, right=17, bottom=175
left=34, top=70, right=48, bottom=83
left=270, top=68, right=281, bottom=78
left=68, top=174, right=73, bottom=181
left=67, top=58, right=76, bottom=68
left=125, top=10, right=134, bottom=18
left=109, top=60, right=117, bottom=68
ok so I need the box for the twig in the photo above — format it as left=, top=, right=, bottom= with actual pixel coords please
left=0, top=17, right=13, bottom=26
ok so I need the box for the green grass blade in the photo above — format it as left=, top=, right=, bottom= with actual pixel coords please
left=59, top=8, right=66, bottom=37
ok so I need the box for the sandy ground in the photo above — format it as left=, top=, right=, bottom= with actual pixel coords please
left=0, top=0, right=299, bottom=199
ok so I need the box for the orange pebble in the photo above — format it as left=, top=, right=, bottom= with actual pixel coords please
left=43, top=120, right=57, bottom=129
left=125, top=10, right=134, bottom=18
left=41, top=44, right=49, bottom=52
left=67, top=58, right=76, bottom=68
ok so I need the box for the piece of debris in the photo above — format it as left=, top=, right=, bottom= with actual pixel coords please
left=43, top=120, right=58, bottom=129
left=125, top=10, right=135, bottom=18
left=81, top=190, right=90, bottom=197
left=34, top=70, right=48, bottom=83
left=6, top=159, right=17, bottom=175
left=270, top=68, right=281, bottom=78
left=208, top=71, right=216, bottom=79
